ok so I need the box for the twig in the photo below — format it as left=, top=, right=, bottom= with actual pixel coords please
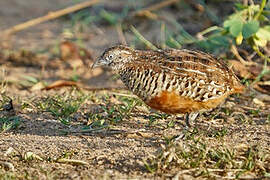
left=136, top=10, right=159, bottom=20
left=133, top=0, right=180, bottom=16
left=2, top=0, right=102, bottom=36
left=231, top=45, right=255, bottom=66
left=42, top=79, right=126, bottom=91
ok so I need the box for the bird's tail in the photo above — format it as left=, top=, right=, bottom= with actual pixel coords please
left=231, top=73, right=245, bottom=94
left=233, top=84, right=245, bottom=93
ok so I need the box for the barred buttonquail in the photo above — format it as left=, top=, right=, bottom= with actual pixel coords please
left=92, top=45, right=244, bottom=126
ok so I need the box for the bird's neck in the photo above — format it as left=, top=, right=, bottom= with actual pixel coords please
left=111, top=63, right=127, bottom=73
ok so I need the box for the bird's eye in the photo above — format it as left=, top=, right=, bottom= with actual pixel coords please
left=109, top=54, right=113, bottom=59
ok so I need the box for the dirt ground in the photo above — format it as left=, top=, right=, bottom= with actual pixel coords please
left=0, top=0, right=270, bottom=179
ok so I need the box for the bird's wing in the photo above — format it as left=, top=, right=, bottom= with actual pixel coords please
left=155, top=49, right=233, bottom=101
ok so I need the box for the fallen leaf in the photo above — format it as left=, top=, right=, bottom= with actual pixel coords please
left=43, top=80, right=81, bottom=90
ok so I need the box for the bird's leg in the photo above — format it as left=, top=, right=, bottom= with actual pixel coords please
left=185, top=112, right=199, bottom=128
left=173, top=112, right=199, bottom=141
left=185, top=114, right=191, bottom=128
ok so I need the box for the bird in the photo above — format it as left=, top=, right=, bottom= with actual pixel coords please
left=92, top=45, right=244, bottom=126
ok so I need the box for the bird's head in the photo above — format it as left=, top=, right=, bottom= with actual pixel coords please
left=92, top=45, right=134, bottom=71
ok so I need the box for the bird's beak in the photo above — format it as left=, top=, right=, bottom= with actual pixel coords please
left=91, top=58, right=107, bottom=69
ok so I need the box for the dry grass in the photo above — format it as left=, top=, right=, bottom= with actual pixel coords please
left=0, top=0, right=270, bottom=179
left=0, top=87, right=269, bottom=179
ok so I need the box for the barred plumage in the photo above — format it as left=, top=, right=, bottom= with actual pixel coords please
left=92, top=45, right=244, bottom=124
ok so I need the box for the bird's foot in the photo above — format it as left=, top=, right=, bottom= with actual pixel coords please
left=172, top=126, right=198, bottom=141
left=185, top=112, right=199, bottom=127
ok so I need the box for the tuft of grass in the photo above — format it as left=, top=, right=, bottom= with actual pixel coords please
left=248, top=109, right=260, bottom=117
left=103, top=95, right=141, bottom=124
left=86, top=93, right=142, bottom=130
left=0, top=170, right=17, bottom=180
left=0, top=94, right=20, bottom=133
left=144, top=134, right=270, bottom=178
left=36, top=90, right=88, bottom=125
left=208, top=128, right=228, bottom=138
left=0, top=116, right=21, bottom=133
left=147, top=113, right=170, bottom=127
